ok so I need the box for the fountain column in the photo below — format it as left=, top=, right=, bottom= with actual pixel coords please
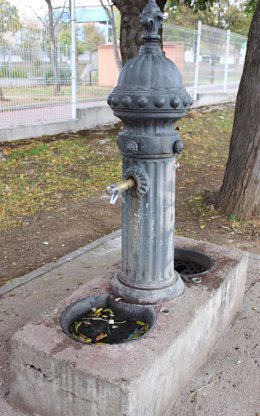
left=107, top=0, right=193, bottom=304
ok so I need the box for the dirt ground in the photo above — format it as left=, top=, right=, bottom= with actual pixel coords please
left=0, top=178, right=258, bottom=288
left=0, top=105, right=259, bottom=287
left=0, top=196, right=121, bottom=285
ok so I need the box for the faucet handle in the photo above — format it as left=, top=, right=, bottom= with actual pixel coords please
left=106, top=184, right=119, bottom=205
left=110, top=194, right=119, bottom=204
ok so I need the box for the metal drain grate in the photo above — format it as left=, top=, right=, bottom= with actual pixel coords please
left=174, top=247, right=214, bottom=280
left=175, top=260, right=206, bottom=275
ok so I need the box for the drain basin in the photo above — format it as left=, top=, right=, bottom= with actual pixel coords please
left=60, top=294, right=156, bottom=345
left=174, top=247, right=214, bottom=281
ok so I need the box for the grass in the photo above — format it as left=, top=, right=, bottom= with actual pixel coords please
left=176, top=108, right=233, bottom=168
left=0, top=105, right=234, bottom=231
left=0, top=103, right=257, bottom=251
left=0, top=131, right=121, bottom=229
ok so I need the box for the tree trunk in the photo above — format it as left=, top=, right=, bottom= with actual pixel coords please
left=113, top=0, right=167, bottom=64
left=110, top=5, right=122, bottom=71
left=217, top=0, right=260, bottom=218
left=45, top=0, right=61, bottom=95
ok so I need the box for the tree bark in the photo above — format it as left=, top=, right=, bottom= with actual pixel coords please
left=113, top=0, right=167, bottom=64
left=217, top=0, right=260, bottom=218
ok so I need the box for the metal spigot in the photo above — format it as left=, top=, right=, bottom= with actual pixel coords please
left=106, top=178, right=135, bottom=204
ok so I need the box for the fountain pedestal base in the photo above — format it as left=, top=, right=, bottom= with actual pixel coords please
left=9, top=237, right=248, bottom=416
left=111, top=270, right=184, bottom=304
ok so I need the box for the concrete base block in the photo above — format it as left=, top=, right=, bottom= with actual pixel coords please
left=9, top=237, right=248, bottom=416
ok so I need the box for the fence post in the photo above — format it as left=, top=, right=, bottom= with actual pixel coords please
left=223, top=29, right=230, bottom=92
left=193, top=20, right=201, bottom=101
left=71, top=0, right=77, bottom=120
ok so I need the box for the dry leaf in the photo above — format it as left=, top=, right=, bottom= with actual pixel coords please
left=96, top=333, right=108, bottom=342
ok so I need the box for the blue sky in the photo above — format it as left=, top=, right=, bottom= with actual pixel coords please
left=12, top=0, right=105, bottom=19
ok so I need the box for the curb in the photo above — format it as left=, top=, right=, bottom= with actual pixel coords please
left=0, top=230, right=121, bottom=296
left=0, top=231, right=258, bottom=297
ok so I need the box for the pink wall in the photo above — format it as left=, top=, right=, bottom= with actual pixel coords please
left=164, top=42, right=185, bottom=71
left=98, top=42, right=185, bottom=87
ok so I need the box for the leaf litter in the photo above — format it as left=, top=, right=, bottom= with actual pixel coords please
left=71, top=306, right=150, bottom=345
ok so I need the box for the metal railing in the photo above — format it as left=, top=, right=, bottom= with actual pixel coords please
left=0, top=1, right=247, bottom=129
left=163, top=22, right=247, bottom=100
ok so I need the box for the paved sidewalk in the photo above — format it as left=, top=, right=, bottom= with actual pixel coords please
left=0, top=232, right=259, bottom=416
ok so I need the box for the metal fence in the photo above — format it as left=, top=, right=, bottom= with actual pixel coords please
left=0, top=1, right=247, bottom=129
left=163, top=22, right=247, bottom=100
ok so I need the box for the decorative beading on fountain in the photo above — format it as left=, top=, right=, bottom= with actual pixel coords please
left=107, top=0, right=193, bottom=304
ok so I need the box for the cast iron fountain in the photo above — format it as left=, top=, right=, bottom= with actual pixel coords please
left=60, top=0, right=215, bottom=346
left=106, top=0, right=193, bottom=304
left=60, top=0, right=197, bottom=345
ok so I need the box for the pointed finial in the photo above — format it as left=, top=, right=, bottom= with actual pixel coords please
left=140, top=0, right=164, bottom=42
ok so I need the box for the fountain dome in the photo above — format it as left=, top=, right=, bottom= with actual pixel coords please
left=107, top=0, right=193, bottom=118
